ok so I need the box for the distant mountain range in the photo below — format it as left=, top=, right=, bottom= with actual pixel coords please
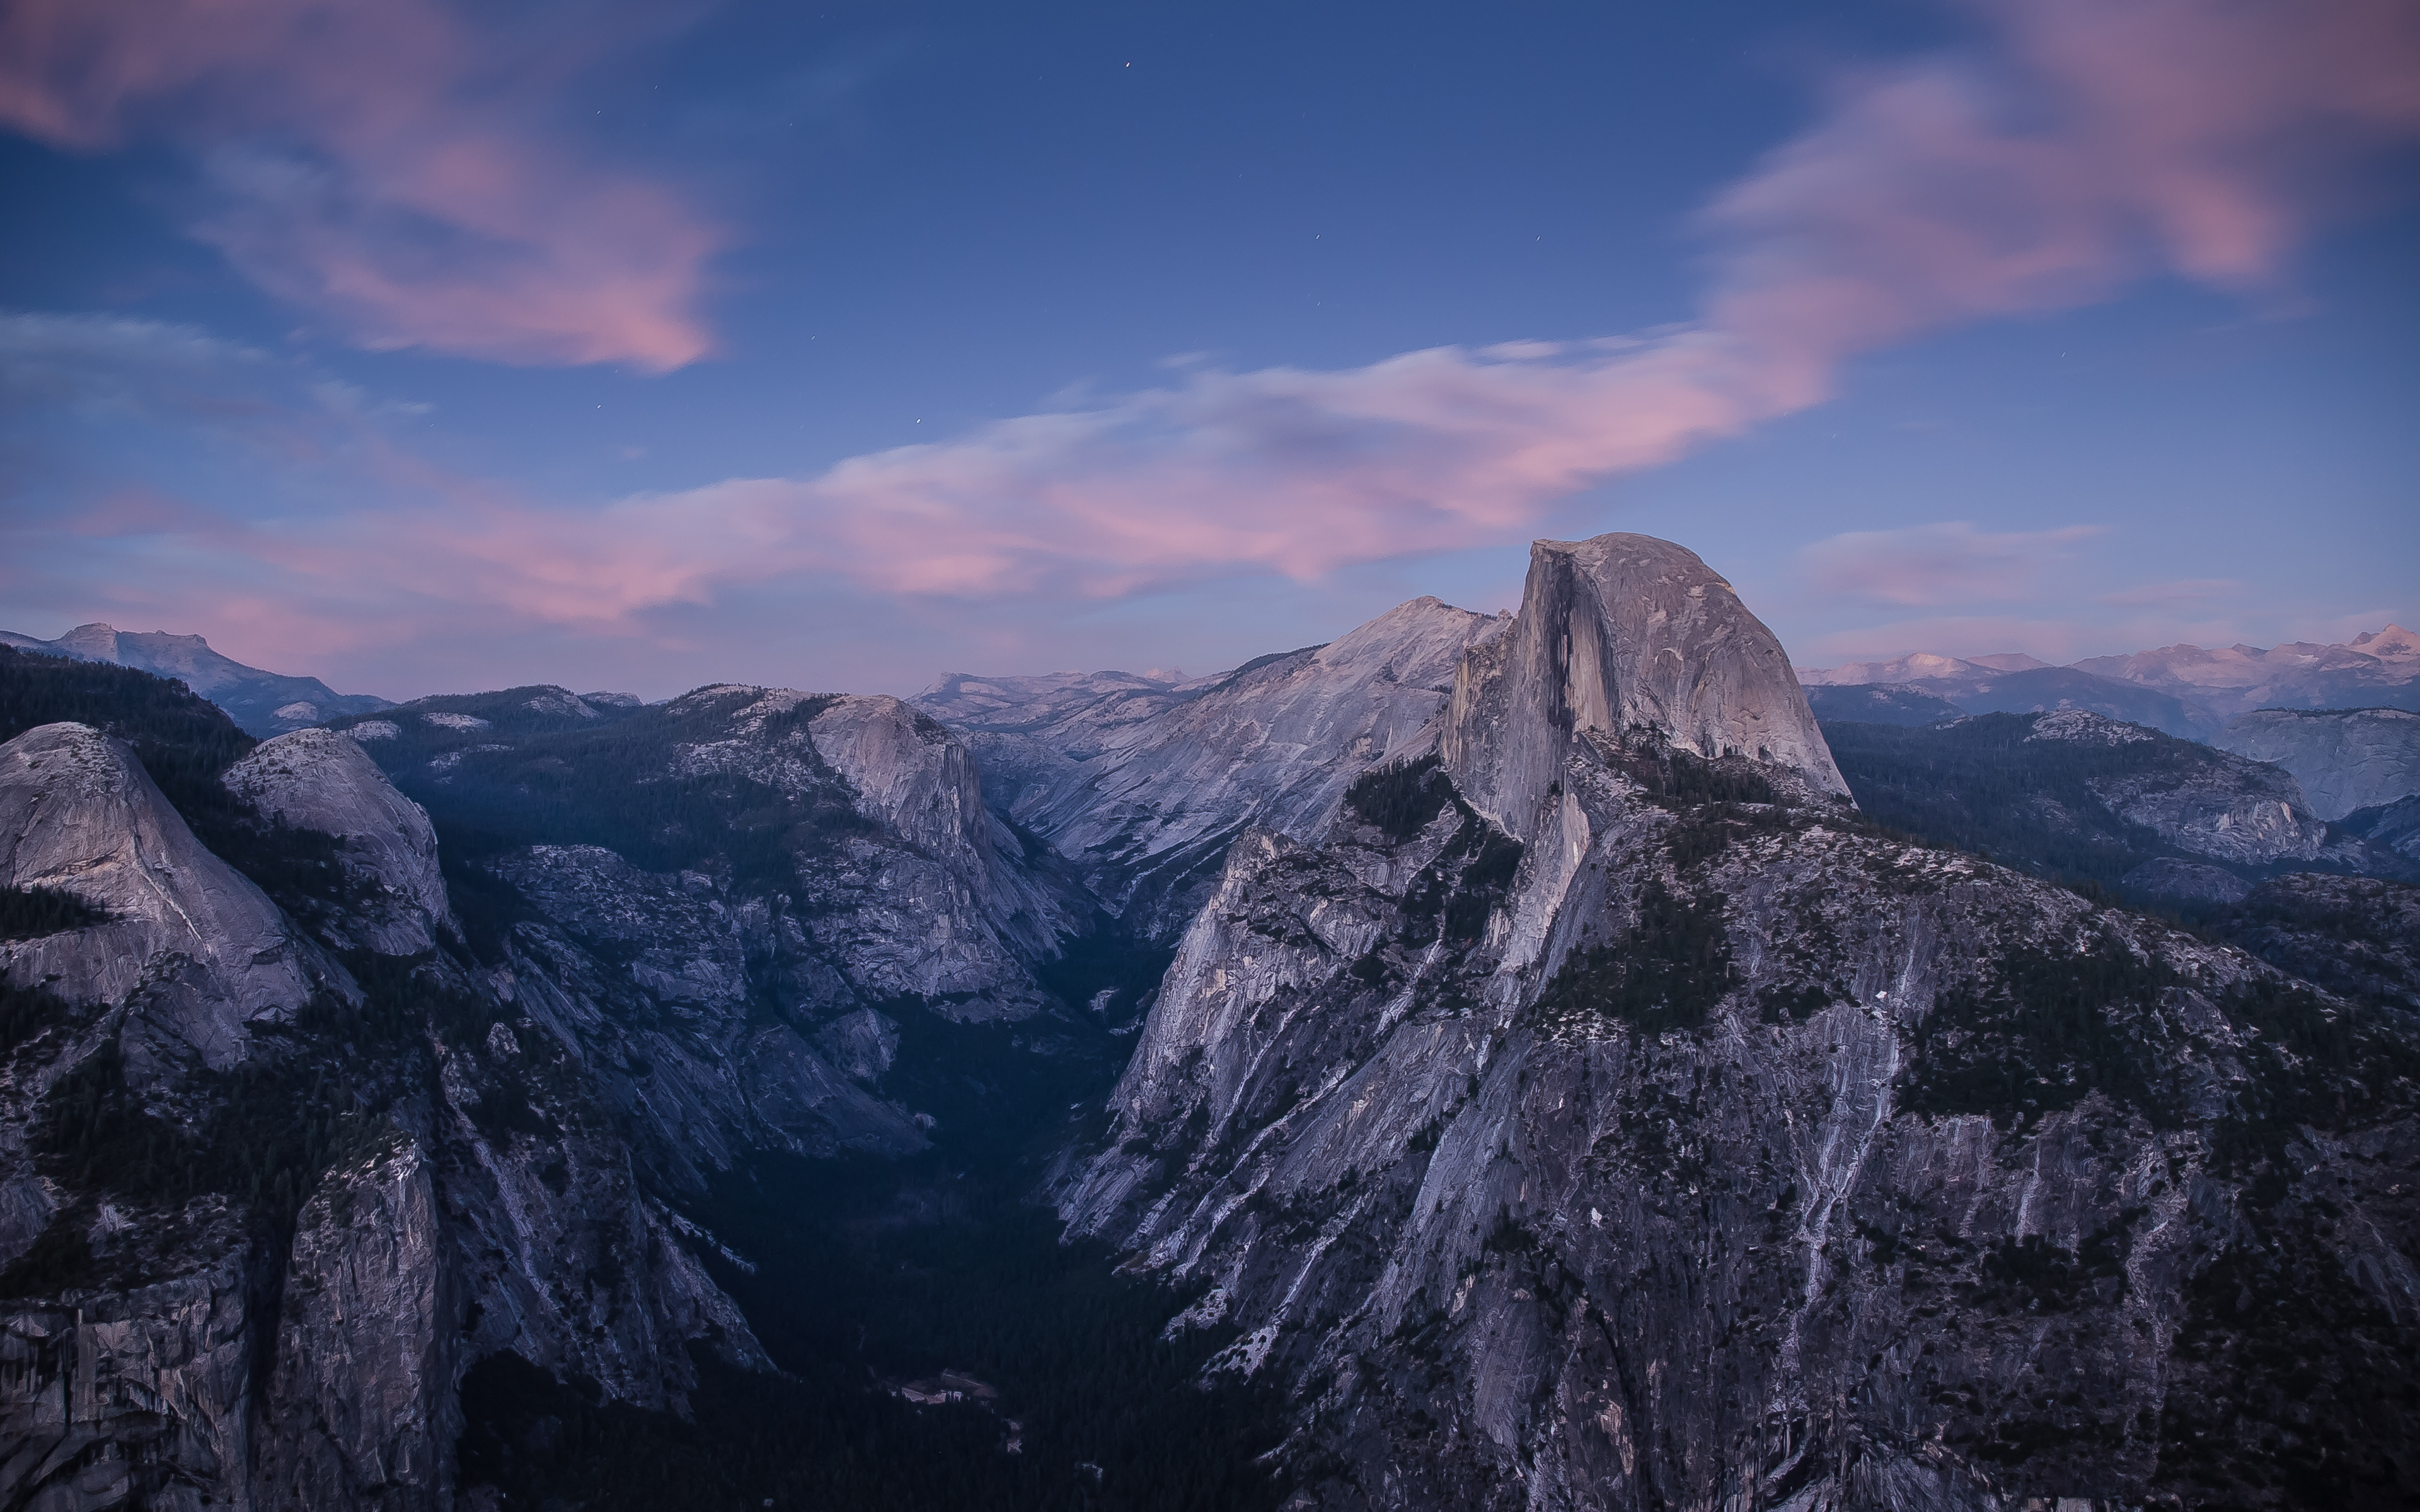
left=1799, top=624, right=2420, bottom=736
left=0, top=622, right=395, bottom=736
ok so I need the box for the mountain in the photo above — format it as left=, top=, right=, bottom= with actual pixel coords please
left=9, top=538, right=2420, bottom=1512
left=1818, top=709, right=2416, bottom=898
left=1799, top=626, right=2420, bottom=734
left=915, top=597, right=1510, bottom=941
left=2342, top=795, right=2420, bottom=868
left=2216, top=707, right=2420, bottom=822
left=0, top=648, right=1275, bottom=1511
left=1802, top=682, right=1970, bottom=726
left=0, top=621, right=393, bottom=735
left=1797, top=656, right=2217, bottom=739
left=2075, top=624, right=2420, bottom=717
left=1059, top=532, right=2420, bottom=1510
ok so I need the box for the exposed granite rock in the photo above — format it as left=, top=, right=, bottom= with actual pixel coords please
left=2219, top=706, right=2420, bottom=821
left=1064, top=534, right=2420, bottom=1511
left=0, top=722, right=332, bottom=1073
left=1441, top=534, right=1847, bottom=843
left=0, top=623, right=393, bottom=736
left=2074, top=625, right=2420, bottom=718
left=0, top=1238, right=259, bottom=1512
left=490, top=843, right=927, bottom=1181
left=933, top=598, right=1509, bottom=940
left=224, top=728, right=452, bottom=955
left=2344, top=794, right=2420, bottom=863
left=2025, top=711, right=2329, bottom=865
left=257, top=1135, right=455, bottom=1511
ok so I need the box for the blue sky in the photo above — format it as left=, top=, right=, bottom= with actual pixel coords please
left=3, top=0, right=2415, bottom=700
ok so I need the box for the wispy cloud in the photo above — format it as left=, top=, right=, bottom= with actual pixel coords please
left=458, top=0, right=2414, bottom=607
left=0, top=0, right=722, bottom=370
left=9, top=0, right=2420, bottom=670
left=1799, top=522, right=2104, bottom=608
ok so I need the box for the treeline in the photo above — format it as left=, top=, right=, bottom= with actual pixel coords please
left=464, top=1148, right=1289, bottom=1512
left=337, top=687, right=871, bottom=893
left=1820, top=714, right=2215, bottom=889
left=0, top=884, right=109, bottom=941
left=0, top=647, right=367, bottom=919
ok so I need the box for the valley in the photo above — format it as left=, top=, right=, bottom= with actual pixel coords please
left=3, top=534, right=2418, bottom=1511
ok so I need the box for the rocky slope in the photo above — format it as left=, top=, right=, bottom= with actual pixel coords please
left=921, top=598, right=1509, bottom=942
left=333, top=682, right=1092, bottom=1019
left=2344, top=795, right=2420, bottom=866
left=2218, top=707, right=2420, bottom=822
left=0, top=701, right=776, bottom=1511
left=0, top=655, right=1127, bottom=1511
left=1062, top=531, right=2420, bottom=1511
left=1818, top=709, right=2415, bottom=899
left=1, top=623, right=393, bottom=736
left=224, top=728, right=454, bottom=955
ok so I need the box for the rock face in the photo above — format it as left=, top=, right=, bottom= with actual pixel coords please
left=2023, top=710, right=2329, bottom=866
left=224, top=728, right=452, bottom=955
left=2344, top=794, right=2420, bottom=864
left=1, top=665, right=1113, bottom=1511
left=1443, top=535, right=1845, bottom=840
left=2218, top=706, right=2420, bottom=822
left=925, top=597, right=1510, bottom=941
left=0, top=722, right=329, bottom=1071
left=1063, top=532, right=2420, bottom=1511
left=0, top=623, right=393, bottom=736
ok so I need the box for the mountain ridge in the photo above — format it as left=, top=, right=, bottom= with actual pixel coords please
left=1, top=622, right=394, bottom=736
left=1798, top=624, right=2420, bottom=730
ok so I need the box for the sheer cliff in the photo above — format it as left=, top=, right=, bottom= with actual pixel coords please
left=1061, top=534, right=2420, bottom=1511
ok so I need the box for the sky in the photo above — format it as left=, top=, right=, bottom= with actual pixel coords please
left=2, top=0, right=2416, bottom=701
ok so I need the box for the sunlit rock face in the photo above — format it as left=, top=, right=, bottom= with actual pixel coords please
left=1441, top=534, right=1848, bottom=843
left=225, top=727, right=454, bottom=956
left=1063, top=531, right=2420, bottom=1511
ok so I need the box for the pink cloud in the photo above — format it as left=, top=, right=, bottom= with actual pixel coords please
left=461, top=0, right=2407, bottom=609
left=10, top=0, right=2420, bottom=661
left=0, top=0, right=720, bottom=370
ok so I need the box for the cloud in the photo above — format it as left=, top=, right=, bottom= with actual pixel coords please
left=9, top=0, right=2420, bottom=670
left=0, top=0, right=720, bottom=370
left=444, top=0, right=2413, bottom=609
left=1798, top=522, right=2104, bottom=608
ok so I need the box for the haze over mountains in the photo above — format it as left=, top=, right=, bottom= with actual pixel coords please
left=1797, top=626, right=2420, bottom=738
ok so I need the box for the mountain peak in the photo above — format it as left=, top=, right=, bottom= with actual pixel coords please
left=1443, top=532, right=1847, bottom=836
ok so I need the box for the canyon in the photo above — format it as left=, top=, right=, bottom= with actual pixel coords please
left=2, top=534, right=2416, bottom=1511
